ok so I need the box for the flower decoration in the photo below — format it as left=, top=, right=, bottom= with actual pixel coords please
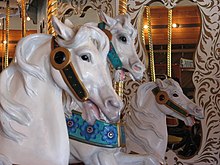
left=66, top=114, right=80, bottom=134
left=80, top=121, right=99, bottom=141
left=101, top=125, right=117, bottom=145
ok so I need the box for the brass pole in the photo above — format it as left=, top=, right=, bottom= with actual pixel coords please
left=115, top=0, right=128, bottom=98
left=1, top=19, right=5, bottom=70
left=119, top=0, right=127, bottom=15
left=47, top=0, right=58, bottom=35
left=4, top=0, right=10, bottom=69
left=167, top=9, right=172, bottom=77
left=21, top=0, right=26, bottom=37
left=146, top=6, right=156, bottom=82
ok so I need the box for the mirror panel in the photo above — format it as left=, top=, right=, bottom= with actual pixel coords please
left=143, top=2, right=202, bottom=158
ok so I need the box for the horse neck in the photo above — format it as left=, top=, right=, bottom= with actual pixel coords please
left=129, top=93, right=167, bottom=131
left=125, top=84, right=168, bottom=158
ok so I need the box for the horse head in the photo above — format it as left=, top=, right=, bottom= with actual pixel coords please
left=154, top=78, right=204, bottom=126
left=50, top=16, right=124, bottom=125
left=98, top=11, right=145, bottom=80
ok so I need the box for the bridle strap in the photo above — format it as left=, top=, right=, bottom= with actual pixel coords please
left=152, top=86, right=189, bottom=117
left=50, top=36, right=89, bottom=102
left=98, top=22, right=123, bottom=70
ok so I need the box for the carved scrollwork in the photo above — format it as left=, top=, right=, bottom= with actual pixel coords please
left=57, top=0, right=114, bottom=21
left=127, top=0, right=220, bottom=164
left=53, top=0, right=220, bottom=164
left=160, top=0, right=178, bottom=9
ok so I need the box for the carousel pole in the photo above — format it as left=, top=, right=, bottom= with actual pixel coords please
left=146, top=6, right=156, bottom=82
left=47, top=0, right=58, bottom=36
left=4, top=0, right=10, bottom=69
left=114, top=0, right=127, bottom=99
left=1, top=18, right=5, bottom=70
left=21, top=0, right=26, bottom=37
left=167, top=9, right=172, bottom=78
left=119, top=0, right=127, bottom=15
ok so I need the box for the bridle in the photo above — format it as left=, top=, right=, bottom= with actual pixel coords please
left=50, top=36, right=89, bottom=102
left=98, top=22, right=123, bottom=70
left=152, top=86, right=190, bottom=118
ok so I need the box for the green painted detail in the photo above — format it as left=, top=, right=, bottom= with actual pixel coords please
left=66, top=110, right=126, bottom=148
left=63, top=65, right=87, bottom=101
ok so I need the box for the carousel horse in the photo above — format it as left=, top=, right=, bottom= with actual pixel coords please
left=125, top=78, right=204, bottom=164
left=64, top=11, right=146, bottom=125
left=0, top=16, right=123, bottom=165
left=65, top=10, right=146, bottom=80
left=65, top=12, right=163, bottom=165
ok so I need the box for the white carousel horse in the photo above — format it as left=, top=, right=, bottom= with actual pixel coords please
left=67, top=79, right=204, bottom=165
left=64, top=10, right=147, bottom=125
left=65, top=10, right=146, bottom=80
left=0, top=16, right=123, bottom=165
left=65, top=13, right=162, bottom=165
left=125, top=78, right=204, bottom=164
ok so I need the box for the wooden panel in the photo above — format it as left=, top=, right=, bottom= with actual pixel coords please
left=143, top=6, right=201, bottom=45
left=144, top=27, right=200, bottom=45
left=0, top=30, right=37, bottom=58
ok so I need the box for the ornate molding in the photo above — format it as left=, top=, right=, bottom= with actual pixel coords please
left=57, top=0, right=114, bottom=21
left=127, top=0, right=220, bottom=164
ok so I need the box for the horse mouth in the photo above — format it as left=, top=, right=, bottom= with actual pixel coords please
left=82, top=100, right=101, bottom=125
left=82, top=99, right=120, bottom=125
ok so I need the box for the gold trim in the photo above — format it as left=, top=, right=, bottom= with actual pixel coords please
left=117, top=122, right=126, bottom=147
left=21, top=0, right=26, bottom=37
left=4, top=0, right=10, bottom=69
left=167, top=9, right=172, bottom=77
left=47, top=0, right=58, bottom=35
left=114, top=81, right=124, bottom=98
left=60, top=63, right=89, bottom=102
left=50, top=47, right=71, bottom=70
left=155, top=91, right=169, bottom=105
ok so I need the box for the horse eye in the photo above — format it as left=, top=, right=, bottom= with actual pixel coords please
left=81, top=54, right=90, bottom=62
left=173, top=93, right=178, bottom=97
left=119, top=36, right=127, bottom=43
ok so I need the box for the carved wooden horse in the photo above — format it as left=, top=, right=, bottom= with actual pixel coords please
left=0, top=16, right=123, bottom=165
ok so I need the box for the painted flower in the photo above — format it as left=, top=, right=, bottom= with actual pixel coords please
left=66, top=114, right=80, bottom=134
left=80, top=121, right=99, bottom=141
left=101, top=125, right=117, bottom=145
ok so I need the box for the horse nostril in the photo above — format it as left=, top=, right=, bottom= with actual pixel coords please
left=105, top=98, right=123, bottom=110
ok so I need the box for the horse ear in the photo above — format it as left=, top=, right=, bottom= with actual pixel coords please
left=156, top=79, right=167, bottom=89
left=124, top=13, right=131, bottom=24
left=98, top=10, right=117, bottom=27
left=52, top=16, right=74, bottom=41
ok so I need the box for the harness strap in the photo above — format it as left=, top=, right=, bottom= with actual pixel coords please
left=152, top=87, right=189, bottom=117
left=50, top=37, right=89, bottom=102
left=98, top=22, right=123, bottom=69
left=66, top=110, right=126, bottom=148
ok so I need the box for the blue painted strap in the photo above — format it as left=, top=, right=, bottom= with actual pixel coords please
left=66, top=110, right=126, bottom=148
left=98, top=22, right=123, bottom=69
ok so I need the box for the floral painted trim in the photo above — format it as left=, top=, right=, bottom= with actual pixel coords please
left=66, top=110, right=126, bottom=148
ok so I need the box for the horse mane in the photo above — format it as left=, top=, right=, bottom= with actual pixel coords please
left=0, top=34, right=51, bottom=143
left=56, top=24, right=109, bottom=58
left=126, top=81, right=164, bottom=156
left=115, top=14, right=137, bottom=39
